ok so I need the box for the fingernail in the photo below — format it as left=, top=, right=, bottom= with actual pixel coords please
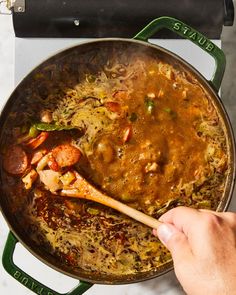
left=157, top=224, right=176, bottom=245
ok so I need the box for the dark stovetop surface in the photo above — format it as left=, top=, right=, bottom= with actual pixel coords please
left=12, top=0, right=234, bottom=38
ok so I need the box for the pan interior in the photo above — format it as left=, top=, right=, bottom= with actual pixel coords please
left=0, top=40, right=234, bottom=284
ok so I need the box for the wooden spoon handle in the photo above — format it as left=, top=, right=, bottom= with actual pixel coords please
left=61, top=188, right=162, bottom=229
left=104, top=194, right=162, bottom=229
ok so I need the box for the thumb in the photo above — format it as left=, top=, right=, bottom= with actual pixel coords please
left=154, top=223, right=193, bottom=262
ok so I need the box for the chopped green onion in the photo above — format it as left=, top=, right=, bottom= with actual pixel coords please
left=86, top=74, right=96, bottom=83
left=28, top=126, right=39, bottom=138
left=197, top=200, right=212, bottom=209
left=106, top=176, right=113, bottom=183
left=17, top=125, right=40, bottom=143
left=33, top=122, right=76, bottom=131
left=145, top=98, right=155, bottom=114
left=120, top=194, right=137, bottom=203
left=163, top=108, right=177, bottom=118
left=163, top=108, right=172, bottom=113
left=87, top=207, right=100, bottom=215
left=129, top=112, right=138, bottom=122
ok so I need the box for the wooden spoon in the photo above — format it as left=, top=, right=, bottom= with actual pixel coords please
left=60, top=172, right=162, bottom=229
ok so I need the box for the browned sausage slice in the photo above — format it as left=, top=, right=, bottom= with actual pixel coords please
left=52, top=144, right=81, bottom=168
left=3, top=145, right=28, bottom=175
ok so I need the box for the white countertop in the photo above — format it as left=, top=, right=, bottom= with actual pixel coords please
left=0, top=11, right=236, bottom=295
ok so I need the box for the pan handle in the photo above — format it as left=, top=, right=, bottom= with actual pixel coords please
left=2, top=232, right=92, bottom=295
left=134, top=16, right=226, bottom=92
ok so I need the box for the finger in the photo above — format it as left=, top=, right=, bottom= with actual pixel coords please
left=155, top=223, right=193, bottom=263
left=159, top=206, right=202, bottom=236
left=199, top=209, right=236, bottom=227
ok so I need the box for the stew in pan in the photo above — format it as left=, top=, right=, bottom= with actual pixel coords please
left=0, top=42, right=229, bottom=276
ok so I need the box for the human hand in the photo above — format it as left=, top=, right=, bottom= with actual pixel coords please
left=153, top=207, right=236, bottom=295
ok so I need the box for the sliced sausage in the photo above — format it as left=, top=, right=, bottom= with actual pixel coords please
left=105, top=102, right=121, bottom=114
left=52, top=144, right=81, bottom=168
left=31, top=149, right=48, bottom=165
left=26, top=132, right=49, bottom=150
left=3, top=145, right=28, bottom=175
left=48, top=153, right=60, bottom=171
